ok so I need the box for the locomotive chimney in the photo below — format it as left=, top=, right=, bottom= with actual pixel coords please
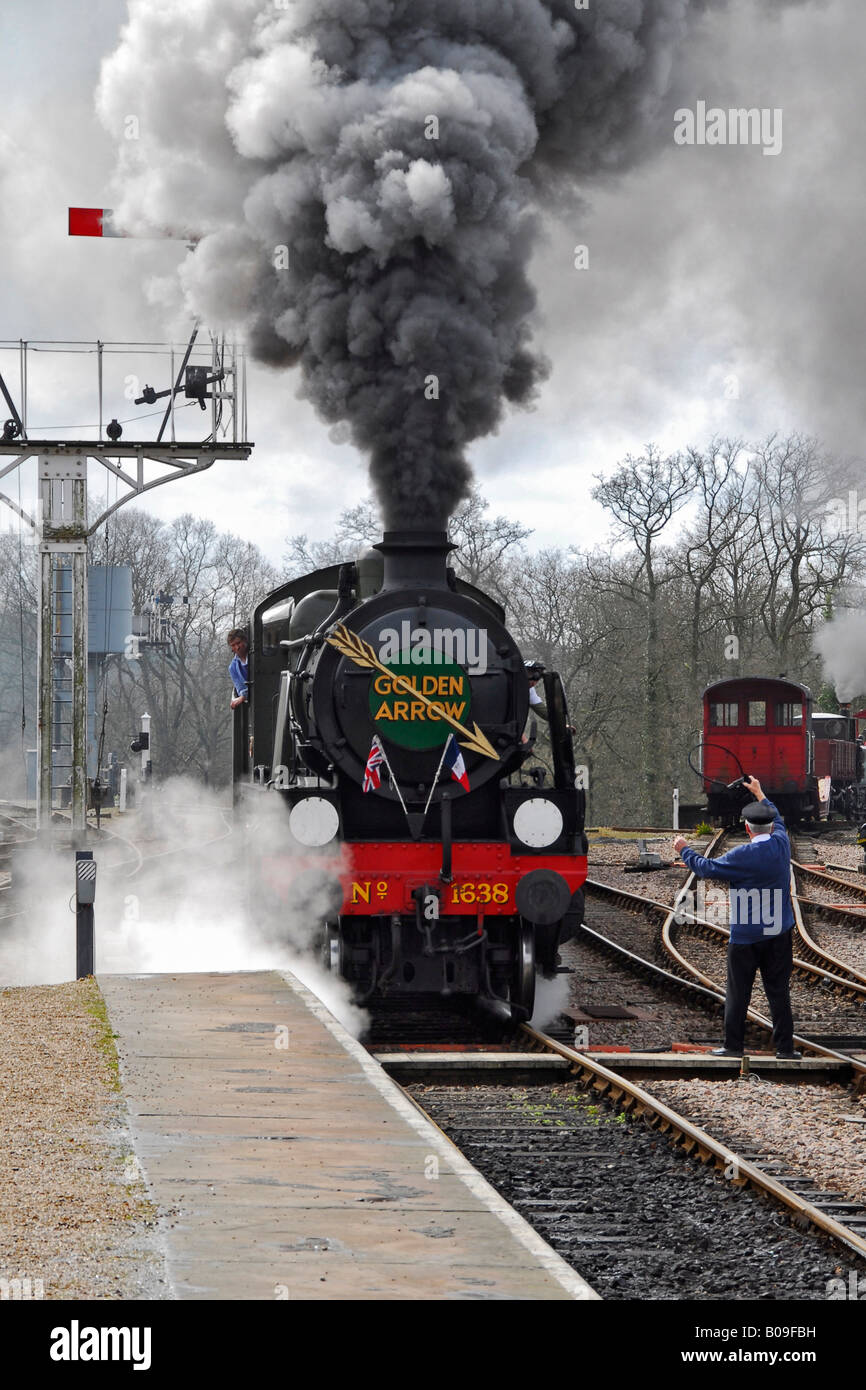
left=375, top=530, right=456, bottom=592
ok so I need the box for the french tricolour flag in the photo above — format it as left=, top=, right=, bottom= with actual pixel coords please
left=443, top=734, right=470, bottom=792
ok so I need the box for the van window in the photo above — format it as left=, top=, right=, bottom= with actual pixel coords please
left=709, top=702, right=738, bottom=727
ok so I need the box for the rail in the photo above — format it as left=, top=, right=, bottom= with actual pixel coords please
left=520, top=1024, right=866, bottom=1261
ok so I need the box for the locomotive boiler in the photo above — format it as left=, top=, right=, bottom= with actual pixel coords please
left=233, top=529, right=587, bottom=1021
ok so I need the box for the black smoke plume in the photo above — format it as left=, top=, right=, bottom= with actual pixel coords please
left=98, top=0, right=780, bottom=527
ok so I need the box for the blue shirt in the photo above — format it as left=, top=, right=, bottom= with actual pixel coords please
left=680, top=799, right=794, bottom=944
left=229, top=653, right=248, bottom=700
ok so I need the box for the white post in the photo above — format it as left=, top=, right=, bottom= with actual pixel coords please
left=672, top=787, right=680, bottom=831
left=119, top=766, right=127, bottom=813
left=140, top=712, right=151, bottom=782
left=138, top=711, right=153, bottom=834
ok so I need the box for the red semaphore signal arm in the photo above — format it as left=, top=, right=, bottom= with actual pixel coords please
left=68, top=207, right=124, bottom=238
left=68, top=208, right=197, bottom=244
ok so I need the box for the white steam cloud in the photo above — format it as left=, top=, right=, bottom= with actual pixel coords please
left=0, top=778, right=366, bottom=1037
left=813, top=610, right=866, bottom=704
left=529, top=968, right=571, bottom=1032
left=96, top=0, right=767, bottom=527
left=0, top=743, right=28, bottom=806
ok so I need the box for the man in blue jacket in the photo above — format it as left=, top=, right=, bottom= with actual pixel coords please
left=673, top=776, right=800, bottom=1060
left=227, top=628, right=249, bottom=710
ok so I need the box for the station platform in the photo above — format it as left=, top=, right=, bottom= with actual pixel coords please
left=98, top=970, right=596, bottom=1301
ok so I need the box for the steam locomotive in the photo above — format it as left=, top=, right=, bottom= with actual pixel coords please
left=701, top=676, right=866, bottom=822
left=233, top=530, right=587, bottom=1021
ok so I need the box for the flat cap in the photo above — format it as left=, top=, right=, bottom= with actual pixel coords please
left=740, top=801, right=775, bottom=824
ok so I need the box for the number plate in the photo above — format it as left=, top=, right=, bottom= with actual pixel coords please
left=446, top=880, right=511, bottom=907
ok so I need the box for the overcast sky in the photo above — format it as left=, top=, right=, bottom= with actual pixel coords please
left=1, top=0, right=863, bottom=568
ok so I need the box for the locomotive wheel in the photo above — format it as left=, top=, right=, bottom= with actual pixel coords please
left=511, top=920, right=536, bottom=1019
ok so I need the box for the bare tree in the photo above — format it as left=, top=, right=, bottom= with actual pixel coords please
left=97, top=510, right=278, bottom=785
left=747, top=435, right=866, bottom=667
left=284, top=488, right=531, bottom=601
left=283, top=499, right=382, bottom=577
left=678, top=440, right=757, bottom=685
left=590, top=446, right=693, bottom=821
left=447, top=488, right=532, bottom=598
left=6, top=431, right=862, bottom=820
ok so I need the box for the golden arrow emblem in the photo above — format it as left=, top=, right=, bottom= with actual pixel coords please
left=326, top=623, right=500, bottom=762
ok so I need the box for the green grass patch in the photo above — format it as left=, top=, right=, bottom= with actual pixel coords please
left=82, top=981, right=122, bottom=1092
left=508, top=1088, right=629, bottom=1128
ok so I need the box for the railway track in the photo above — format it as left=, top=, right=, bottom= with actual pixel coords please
left=796, top=866, right=866, bottom=906
left=793, top=861, right=866, bottom=920
left=0, top=807, right=36, bottom=905
left=0, top=799, right=237, bottom=888
left=361, top=997, right=568, bottom=1049
left=370, top=840, right=866, bottom=1283
left=583, top=873, right=866, bottom=1061
left=398, top=1024, right=866, bottom=1299
left=791, top=856, right=866, bottom=987
left=668, top=888, right=866, bottom=1003
left=0, top=804, right=37, bottom=835
left=586, top=826, right=679, bottom=834
left=600, top=825, right=866, bottom=1045
left=522, top=1025, right=866, bottom=1262
left=575, top=878, right=750, bottom=1034
left=703, top=829, right=866, bottom=1009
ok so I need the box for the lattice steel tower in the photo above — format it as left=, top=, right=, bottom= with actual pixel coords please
left=0, top=333, right=253, bottom=836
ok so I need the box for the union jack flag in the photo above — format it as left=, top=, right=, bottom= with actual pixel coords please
left=363, top=736, right=385, bottom=793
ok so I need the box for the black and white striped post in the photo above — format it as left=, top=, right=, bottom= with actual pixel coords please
left=75, top=851, right=96, bottom=978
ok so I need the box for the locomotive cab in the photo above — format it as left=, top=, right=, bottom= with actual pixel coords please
left=234, top=529, right=587, bottom=1023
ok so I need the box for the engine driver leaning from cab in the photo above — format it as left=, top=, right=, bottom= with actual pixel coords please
left=524, top=660, right=575, bottom=740
left=525, top=660, right=548, bottom=722
left=227, top=628, right=249, bottom=710
left=673, top=776, right=800, bottom=1060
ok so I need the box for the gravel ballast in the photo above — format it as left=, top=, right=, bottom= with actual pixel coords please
left=0, top=978, right=167, bottom=1300
left=645, top=1076, right=866, bottom=1208
left=410, top=1082, right=866, bottom=1301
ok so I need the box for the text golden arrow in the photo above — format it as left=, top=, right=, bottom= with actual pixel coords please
left=326, top=623, right=500, bottom=762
